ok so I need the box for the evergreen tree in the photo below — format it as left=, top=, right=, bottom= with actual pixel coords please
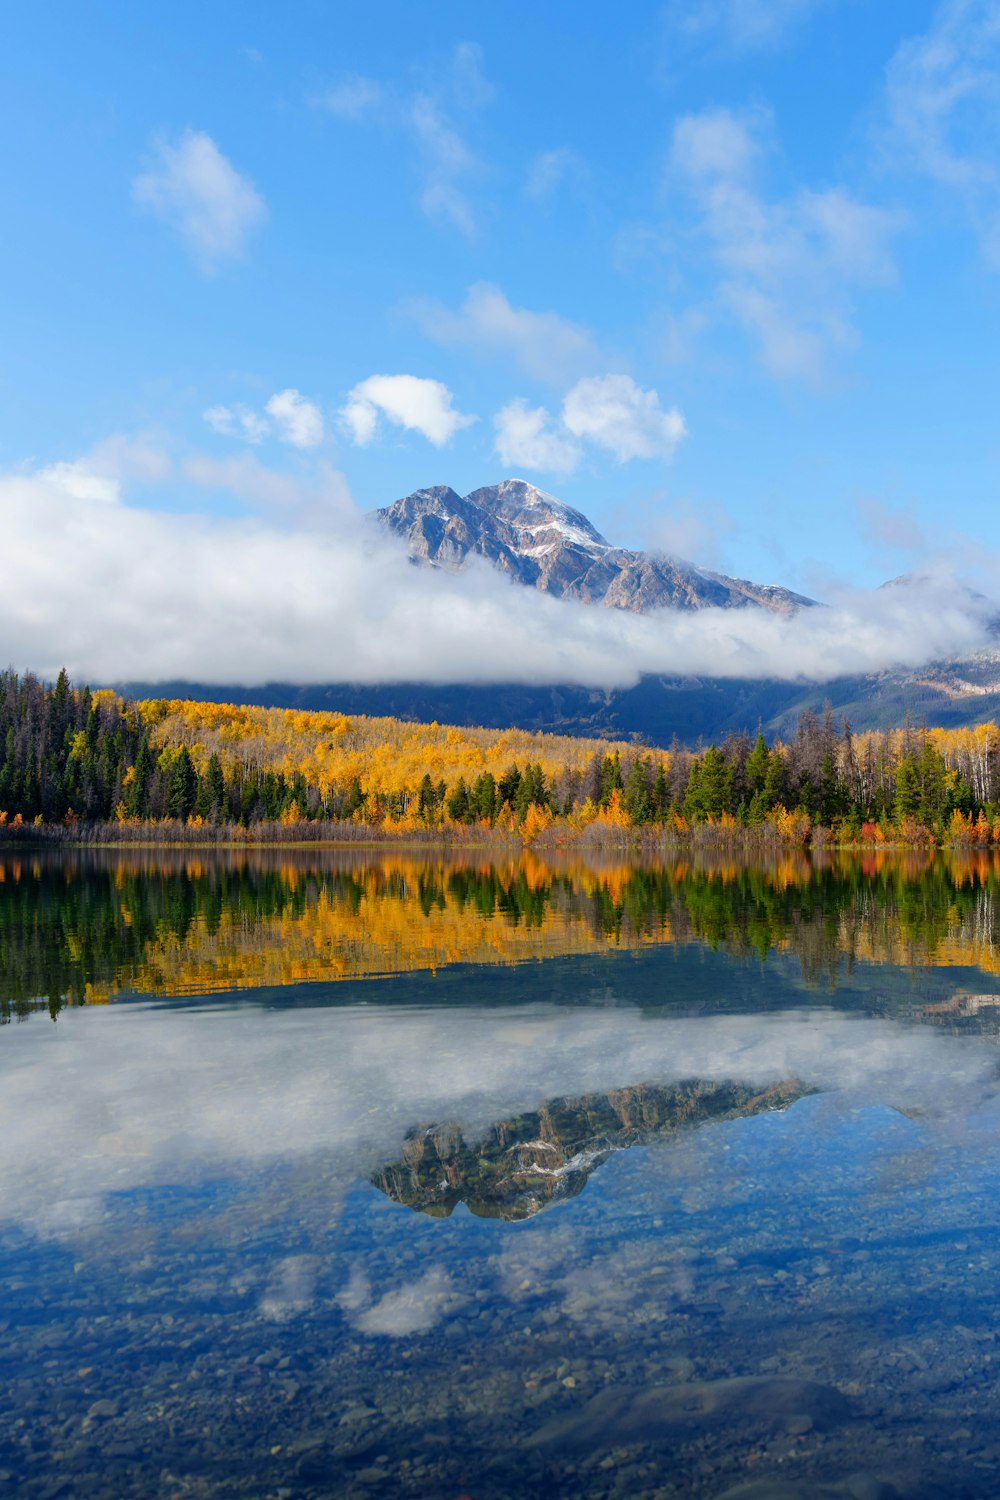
left=198, top=752, right=226, bottom=821
left=917, top=741, right=948, bottom=827
left=497, top=764, right=521, bottom=809
left=470, top=771, right=497, bottom=823
left=599, top=752, right=623, bottom=806
left=166, top=746, right=198, bottom=821
left=684, top=746, right=733, bottom=820
left=745, top=734, right=770, bottom=798
left=762, top=753, right=788, bottom=812
left=417, top=773, right=436, bottom=821
left=446, top=777, right=471, bottom=822
left=818, top=751, right=847, bottom=825
left=622, top=756, right=653, bottom=823
left=652, top=761, right=670, bottom=822
left=894, top=753, right=920, bottom=822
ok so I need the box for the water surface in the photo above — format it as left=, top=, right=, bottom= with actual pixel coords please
left=4, top=848, right=1000, bottom=1498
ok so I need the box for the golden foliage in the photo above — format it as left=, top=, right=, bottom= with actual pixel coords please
left=520, top=802, right=554, bottom=844
left=138, top=697, right=642, bottom=805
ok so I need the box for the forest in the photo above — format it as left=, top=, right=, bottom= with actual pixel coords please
left=2, top=668, right=1000, bottom=846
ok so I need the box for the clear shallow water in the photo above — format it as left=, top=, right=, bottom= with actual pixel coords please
left=5, top=852, right=1000, bottom=1497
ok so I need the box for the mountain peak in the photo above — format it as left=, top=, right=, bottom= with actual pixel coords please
left=374, top=480, right=814, bottom=616
left=463, top=478, right=610, bottom=551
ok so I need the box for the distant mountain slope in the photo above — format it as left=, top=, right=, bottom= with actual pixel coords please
left=373, top=478, right=814, bottom=616
left=118, top=659, right=1000, bottom=746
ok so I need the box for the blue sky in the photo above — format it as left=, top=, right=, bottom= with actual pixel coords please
left=4, top=1, right=1000, bottom=687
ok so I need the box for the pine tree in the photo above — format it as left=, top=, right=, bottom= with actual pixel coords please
left=652, top=761, right=670, bottom=822
left=745, top=734, right=770, bottom=798
left=199, top=752, right=226, bottom=821
left=622, top=756, right=653, bottom=823
left=166, top=746, right=198, bottom=821
left=893, top=753, right=920, bottom=822
left=447, top=776, right=471, bottom=822
left=417, top=773, right=436, bottom=821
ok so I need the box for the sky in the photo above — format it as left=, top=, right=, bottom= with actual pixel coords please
left=5, top=0, right=1000, bottom=688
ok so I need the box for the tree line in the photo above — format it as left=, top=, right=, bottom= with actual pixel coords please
left=2, top=670, right=1000, bottom=843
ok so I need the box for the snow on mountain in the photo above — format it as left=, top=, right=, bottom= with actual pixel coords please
left=373, top=479, right=814, bottom=616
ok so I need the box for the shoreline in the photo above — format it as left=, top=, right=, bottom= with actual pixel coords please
left=0, top=824, right=989, bottom=855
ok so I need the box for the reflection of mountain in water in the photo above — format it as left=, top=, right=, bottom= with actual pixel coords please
left=372, top=1079, right=809, bottom=1221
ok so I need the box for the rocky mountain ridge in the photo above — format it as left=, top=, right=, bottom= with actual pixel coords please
left=373, top=478, right=814, bottom=616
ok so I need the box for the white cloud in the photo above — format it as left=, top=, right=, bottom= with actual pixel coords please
left=412, top=282, right=597, bottom=385
left=341, top=375, right=476, bottom=447
left=670, top=107, right=902, bottom=378
left=857, top=496, right=928, bottom=558
left=84, top=435, right=173, bottom=485
left=799, top=187, right=900, bottom=282
left=883, top=0, right=1000, bottom=266
left=450, top=41, right=494, bottom=110
left=664, top=0, right=833, bottom=51
left=562, top=375, right=687, bottom=462
left=525, top=147, right=587, bottom=201
left=410, top=95, right=480, bottom=237
left=265, top=389, right=324, bottom=449
left=203, top=404, right=270, bottom=444
left=203, top=390, right=324, bottom=449
left=182, top=452, right=328, bottom=513
left=316, top=75, right=384, bottom=119
left=2, top=448, right=993, bottom=691
left=35, top=434, right=172, bottom=508
left=493, top=400, right=582, bottom=474
left=315, top=44, right=491, bottom=238
left=38, top=460, right=121, bottom=506
left=491, top=376, right=686, bottom=473
left=132, top=130, right=266, bottom=271
left=723, top=284, right=831, bottom=379
left=671, top=108, right=762, bottom=180
left=38, top=435, right=172, bottom=504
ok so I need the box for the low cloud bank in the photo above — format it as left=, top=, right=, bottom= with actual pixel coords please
left=2, top=463, right=994, bottom=689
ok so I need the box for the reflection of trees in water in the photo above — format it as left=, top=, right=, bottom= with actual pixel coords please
left=4, top=848, right=1000, bottom=1020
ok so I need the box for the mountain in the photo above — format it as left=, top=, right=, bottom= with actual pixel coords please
left=374, top=478, right=814, bottom=616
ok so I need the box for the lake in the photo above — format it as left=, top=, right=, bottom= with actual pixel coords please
left=4, top=846, right=1000, bottom=1498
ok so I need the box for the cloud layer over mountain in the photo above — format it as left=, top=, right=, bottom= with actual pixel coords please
left=2, top=456, right=994, bottom=690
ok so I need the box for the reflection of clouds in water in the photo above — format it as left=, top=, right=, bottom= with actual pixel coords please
left=559, top=1242, right=696, bottom=1323
left=497, top=1222, right=581, bottom=1303
left=352, top=1267, right=456, bottom=1337
left=336, top=1264, right=372, bottom=1313
left=498, top=1207, right=702, bottom=1325
left=335, top=1261, right=455, bottom=1337
left=31, top=1196, right=106, bottom=1237
left=2, top=1003, right=999, bottom=1238
left=258, top=1255, right=321, bottom=1320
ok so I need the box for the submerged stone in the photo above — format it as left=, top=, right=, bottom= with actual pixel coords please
left=526, top=1376, right=853, bottom=1450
